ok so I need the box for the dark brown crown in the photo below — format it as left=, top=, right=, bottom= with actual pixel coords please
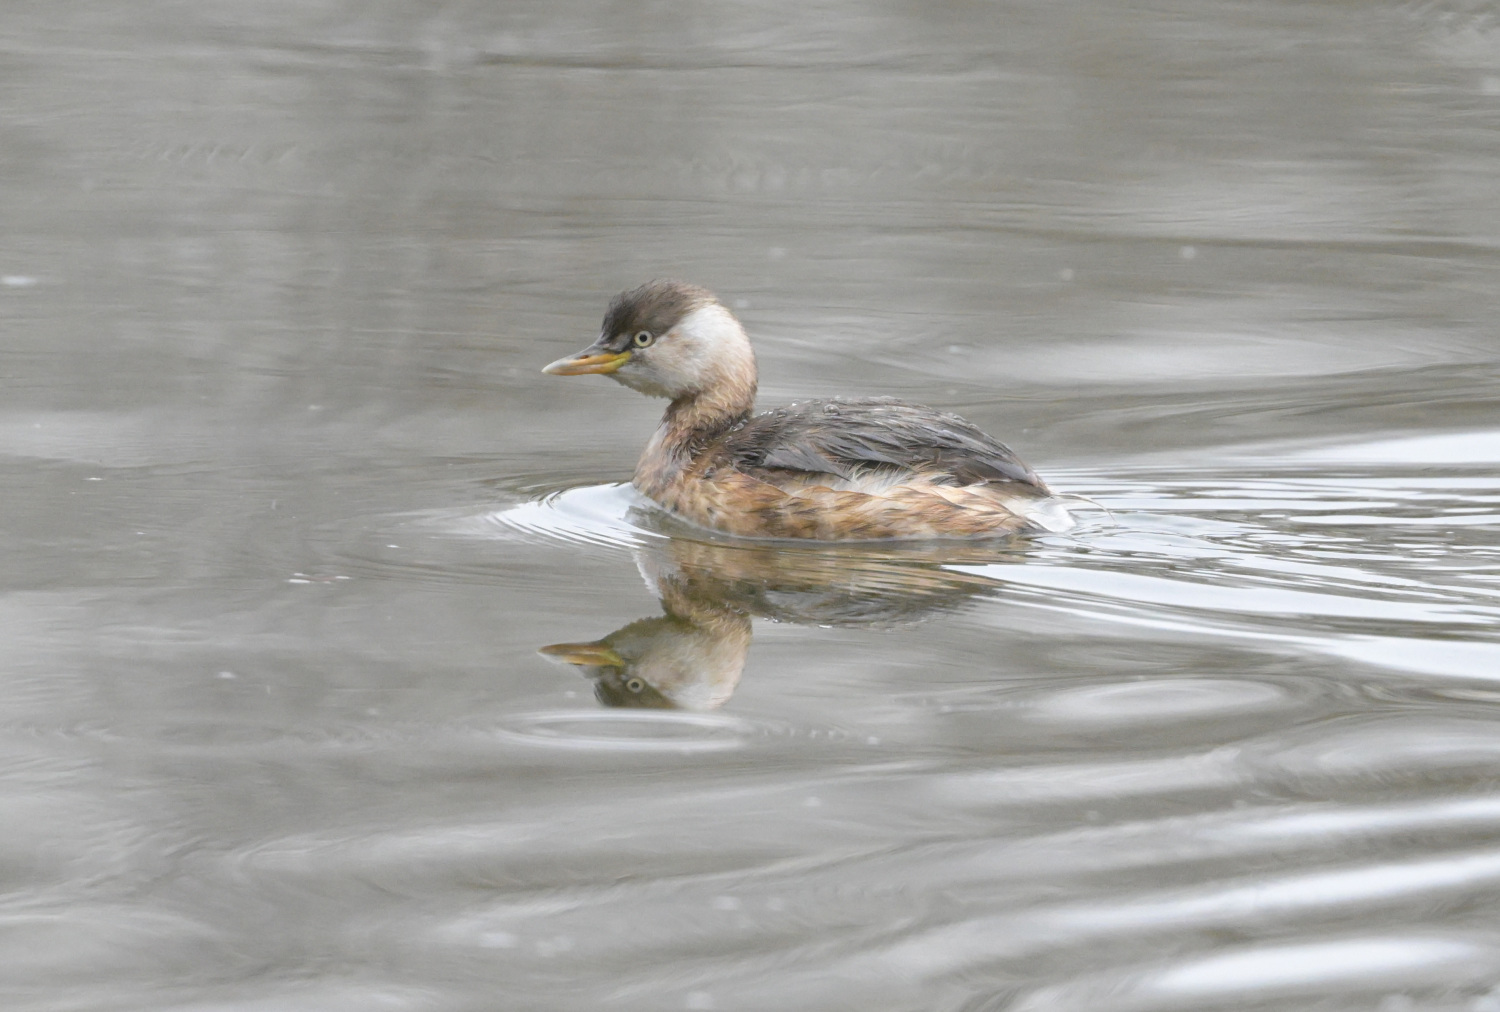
left=600, top=279, right=718, bottom=348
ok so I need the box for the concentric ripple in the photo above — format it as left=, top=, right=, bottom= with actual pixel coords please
left=479, top=482, right=660, bottom=551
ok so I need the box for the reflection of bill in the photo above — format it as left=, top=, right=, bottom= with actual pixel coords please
left=540, top=535, right=1023, bottom=710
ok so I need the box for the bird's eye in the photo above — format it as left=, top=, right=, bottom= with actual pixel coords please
left=626, top=677, right=645, bottom=693
left=632, top=331, right=654, bottom=348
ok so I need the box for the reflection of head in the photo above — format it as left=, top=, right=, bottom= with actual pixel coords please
left=540, top=612, right=750, bottom=711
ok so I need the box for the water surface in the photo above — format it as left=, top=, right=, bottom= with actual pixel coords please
left=4, top=2, right=1500, bottom=1010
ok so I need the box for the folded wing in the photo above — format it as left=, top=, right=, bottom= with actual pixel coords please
left=729, top=398, right=1046, bottom=492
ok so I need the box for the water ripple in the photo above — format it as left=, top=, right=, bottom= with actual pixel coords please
left=1020, top=677, right=1291, bottom=727
left=480, top=482, right=658, bottom=552
left=1013, top=934, right=1497, bottom=1011
left=490, top=708, right=767, bottom=753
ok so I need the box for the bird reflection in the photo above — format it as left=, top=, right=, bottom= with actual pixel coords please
left=541, top=533, right=1022, bottom=710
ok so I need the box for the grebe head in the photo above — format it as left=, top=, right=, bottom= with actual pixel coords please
left=543, top=279, right=757, bottom=401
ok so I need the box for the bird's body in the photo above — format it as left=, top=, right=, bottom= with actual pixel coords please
left=544, top=280, right=1074, bottom=541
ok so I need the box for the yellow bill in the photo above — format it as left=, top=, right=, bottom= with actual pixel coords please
left=541, top=349, right=631, bottom=376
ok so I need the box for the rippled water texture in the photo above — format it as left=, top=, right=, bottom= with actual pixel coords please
left=5, top=2, right=1500, bottom=1010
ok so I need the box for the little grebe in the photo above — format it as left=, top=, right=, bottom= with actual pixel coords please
left=543, top=280, right=1075, bottom=540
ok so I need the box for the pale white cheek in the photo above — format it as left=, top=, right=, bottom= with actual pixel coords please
left=613, top=363, right=676, bottom=398
left=649, top=337, right=708, bottom=379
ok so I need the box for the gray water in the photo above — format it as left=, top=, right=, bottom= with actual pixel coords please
left=5, top=2, right=1500, bottom=1010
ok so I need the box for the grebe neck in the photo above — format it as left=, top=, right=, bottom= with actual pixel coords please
left=666, top=379, right=755, bottom=441
left=635, top=380, right=755, bottom=495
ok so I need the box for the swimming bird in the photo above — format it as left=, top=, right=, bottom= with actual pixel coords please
left=543, top=280, right=1075, bottom=540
